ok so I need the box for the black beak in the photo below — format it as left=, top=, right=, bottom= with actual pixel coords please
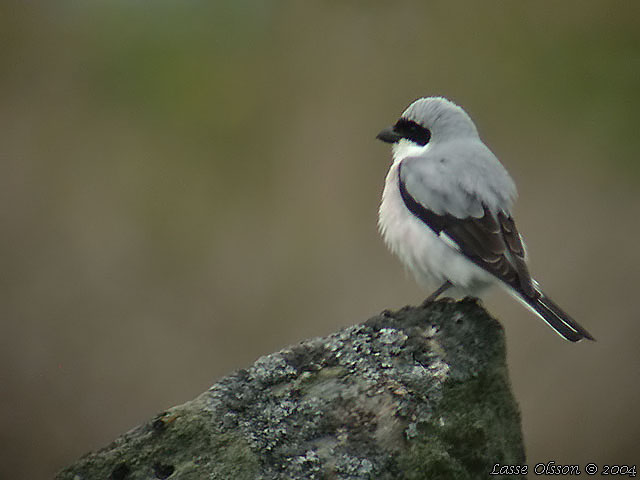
left=376, top=126, right=402, bottom=144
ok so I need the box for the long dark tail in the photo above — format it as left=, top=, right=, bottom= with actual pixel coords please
left=515, top=289, right=595, bottom=342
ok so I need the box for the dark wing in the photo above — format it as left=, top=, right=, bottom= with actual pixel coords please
left=398, top=163, right=595, bottom=342
left=398, top=166, right=535, bottom=297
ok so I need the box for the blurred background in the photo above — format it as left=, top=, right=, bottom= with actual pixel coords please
left=1, top=1, right=639, bottom=478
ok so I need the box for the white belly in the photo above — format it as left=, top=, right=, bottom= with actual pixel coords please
left=378, top=162, right=494, bottom=296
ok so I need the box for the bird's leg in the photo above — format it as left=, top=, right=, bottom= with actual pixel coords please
left=422, top=280, right=453, bottom=305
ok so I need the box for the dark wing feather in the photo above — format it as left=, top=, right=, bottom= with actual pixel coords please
left=398, top=173, right=532, bottom=295
left=398, top=170, right=595, bottom=342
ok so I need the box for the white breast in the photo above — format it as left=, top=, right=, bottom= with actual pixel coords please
left=378, top=161, right=494, bottom=296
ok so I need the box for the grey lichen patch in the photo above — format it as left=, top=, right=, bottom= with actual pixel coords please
left=57, top=298, right=525, bottom=479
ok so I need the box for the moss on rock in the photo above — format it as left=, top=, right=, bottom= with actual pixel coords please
left=57, top=299, right=525, bottom=480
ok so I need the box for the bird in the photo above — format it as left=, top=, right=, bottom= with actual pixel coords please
left=376, top=96, right=594, bottom=342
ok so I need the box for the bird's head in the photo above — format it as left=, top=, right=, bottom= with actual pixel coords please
left=377, top=97, right=479, bottom=155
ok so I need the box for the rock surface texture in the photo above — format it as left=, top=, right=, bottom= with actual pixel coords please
left=57, top=298, right=525, bottom=480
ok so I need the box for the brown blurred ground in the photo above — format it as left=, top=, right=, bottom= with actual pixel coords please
left=1, top=2, right=639, bottom=478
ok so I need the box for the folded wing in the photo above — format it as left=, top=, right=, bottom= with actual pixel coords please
left=398, top=158, right=594, bottom=342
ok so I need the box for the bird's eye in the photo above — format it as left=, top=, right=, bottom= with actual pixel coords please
left=394, top=118, right=431, bottom=146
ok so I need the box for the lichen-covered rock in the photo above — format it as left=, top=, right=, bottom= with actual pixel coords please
left=57, top=298, right=525, bottom=480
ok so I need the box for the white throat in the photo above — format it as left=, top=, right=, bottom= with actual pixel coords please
left=391, top=139, right=429, bottom=165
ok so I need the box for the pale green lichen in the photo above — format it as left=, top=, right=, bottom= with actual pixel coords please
left=57, top=299, right=525, bottom=480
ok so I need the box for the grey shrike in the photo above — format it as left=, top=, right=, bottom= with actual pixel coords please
left=377, top=96, right=594, bottom=342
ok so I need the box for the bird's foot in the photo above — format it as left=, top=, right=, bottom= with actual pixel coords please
left=421, top=280, right=453, bottom=306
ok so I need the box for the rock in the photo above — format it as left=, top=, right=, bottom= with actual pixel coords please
left=56, top=298, right=525, bottom=479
